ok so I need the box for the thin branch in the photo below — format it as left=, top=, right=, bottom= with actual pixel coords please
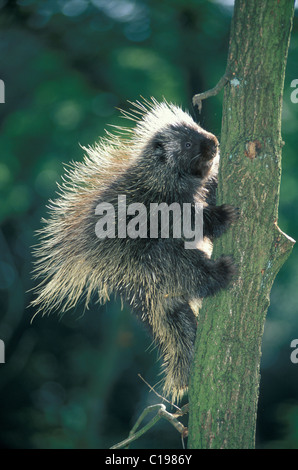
left=110, top=402, right=189, bottom=449
left=173, top=402, right=189, bottom=418
left=192, top=69, right=233, bottom=113
left=158, top=407, right=189, bottom=438
left=110, top=404, right=164, bottom=449
left=137, top=373, right=181, bottom=412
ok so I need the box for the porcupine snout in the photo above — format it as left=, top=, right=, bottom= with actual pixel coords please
left=201, top=132, right=219, bottom=161
left=190, top=131, right=219, bottom=178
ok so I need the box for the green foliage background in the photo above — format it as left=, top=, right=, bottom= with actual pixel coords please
left=0, top=0, right=297, bottom=449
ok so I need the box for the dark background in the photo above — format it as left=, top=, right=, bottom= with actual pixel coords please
left=0, top=0, right=297, bottom=449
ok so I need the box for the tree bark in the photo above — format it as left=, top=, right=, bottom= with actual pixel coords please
left=188, top=0, right=296, bottom=449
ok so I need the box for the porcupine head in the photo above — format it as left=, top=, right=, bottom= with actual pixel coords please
left=31, top=98, right=236, bottom=403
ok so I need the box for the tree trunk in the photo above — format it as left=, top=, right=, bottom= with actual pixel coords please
left=188, top=0, right=296, bottom=449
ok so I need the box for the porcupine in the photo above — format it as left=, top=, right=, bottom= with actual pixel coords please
left=31, top=98, right=239, bottom=402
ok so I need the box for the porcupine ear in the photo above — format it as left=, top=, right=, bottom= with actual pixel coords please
left=152, top=136, right=166, bottom=161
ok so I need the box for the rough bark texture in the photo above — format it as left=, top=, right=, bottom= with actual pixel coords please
left=188, top=0, right=296, bottom=449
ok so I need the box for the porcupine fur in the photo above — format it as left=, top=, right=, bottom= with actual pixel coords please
left=31, top=98, right=238, bottom=402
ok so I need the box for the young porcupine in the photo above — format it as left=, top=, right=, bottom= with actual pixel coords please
left=31, top=98, right=238, bottom=402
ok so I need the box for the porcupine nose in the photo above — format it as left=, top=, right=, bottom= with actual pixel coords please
left=200, top=133, right=219, bottom=161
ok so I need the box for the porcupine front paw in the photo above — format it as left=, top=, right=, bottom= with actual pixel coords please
left=213, top=255, right=238, bottom=289
left=212, top=204, right=240, bottom=238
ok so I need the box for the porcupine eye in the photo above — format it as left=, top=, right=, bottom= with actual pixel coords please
left=185, top=142, right=192, bottom=149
